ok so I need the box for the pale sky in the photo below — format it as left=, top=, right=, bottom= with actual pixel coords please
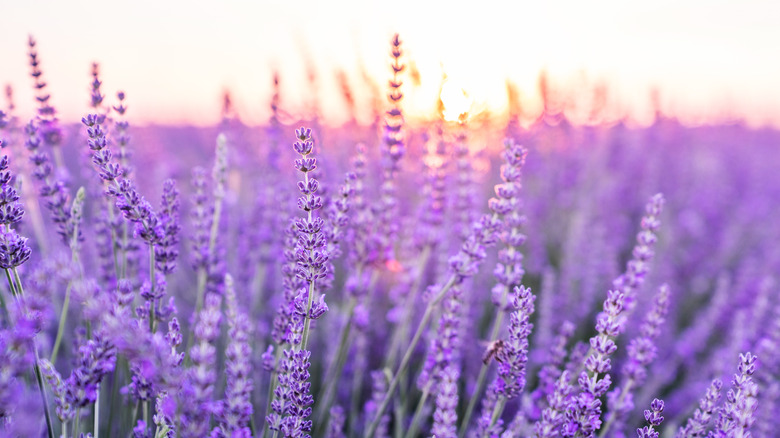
left=1, top=0, right=779, bottom=127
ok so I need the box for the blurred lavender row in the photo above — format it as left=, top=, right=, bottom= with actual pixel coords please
left=0, top=34, right=776, bottom=438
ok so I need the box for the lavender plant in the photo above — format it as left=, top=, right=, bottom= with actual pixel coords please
left=0, top=33, right=774, bottom=438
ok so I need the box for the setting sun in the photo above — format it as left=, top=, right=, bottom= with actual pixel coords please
left=440, top=78, right=473, bottom=123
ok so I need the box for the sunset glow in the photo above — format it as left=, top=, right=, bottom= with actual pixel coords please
left=1, top=0, right=779, bottom=127
left=440, top=79, right=473, bottom=123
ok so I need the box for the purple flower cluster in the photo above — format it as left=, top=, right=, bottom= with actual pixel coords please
left=1, top=32, right=777, bottom=438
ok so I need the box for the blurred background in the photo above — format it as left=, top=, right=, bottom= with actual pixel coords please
left=1, top=0, right=779, bottom=127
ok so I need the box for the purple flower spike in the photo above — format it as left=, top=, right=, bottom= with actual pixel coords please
left=677, top=379, right=722, bottom=437
left=182, top=293, right=222, bottom=437
left=712, top=353, right=759, bottom=437
left=431, top=363, right=460, bottom=438
left=156, top=179, right=181, bottom=275
left=494, top=285, right=536, bottom=399
left=217, top=274, right=253, bottom=436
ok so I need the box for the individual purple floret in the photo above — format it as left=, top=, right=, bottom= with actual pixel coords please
left=636, top=398, right=664, bottom=438
left=676, top=379, right=722, bottom=438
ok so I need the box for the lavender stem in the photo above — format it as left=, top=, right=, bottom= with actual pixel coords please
left=364, top=274, right=457, bottom=438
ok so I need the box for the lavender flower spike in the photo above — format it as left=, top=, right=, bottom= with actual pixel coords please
left=712, top=353, right=759, bottom=437
left=217, top=274, right=253, bottom=436
left=291, top=126, right=329, bottom=350
left=676, top=379, right=722, bottom=438
left=602, top=284, right=671, bottom=436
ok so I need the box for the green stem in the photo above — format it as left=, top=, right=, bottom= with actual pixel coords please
left=598, top=379, right=634, bottom=438
left=33, top=349, right=55, bottom=438
left=384, top=245, right=432, bottom=369
left=149, top=245, right=157, bottom=333
left=184, top=268, right=208, bottom=365
left=94, top=385, right=101, bottom=438
left=0, top=282, right=8, bottom=322
left=299, top=280, right=316, bottom=351
left=459, top=288, right=508, bottom=438
left=261, top=348, right=283, bottom=438
left=315, top=297, right=356, bottom=424
left=404, top=383, right=432, bottom=438
left=486, top=397, right=507, bottom=435
left=74, top=409, right=81, bottom=437
left=5, top=269, right=17, bottom=296
left=49, top=283, right=72, bottom=364
left=364, top=275, right=457, bottom=438
left=144, top=401, right=149, bottom=433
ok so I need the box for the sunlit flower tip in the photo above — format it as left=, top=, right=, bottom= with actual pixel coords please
left=295, top=127, right=312, bottom=141
left=82, top=114, right=98, bottom=127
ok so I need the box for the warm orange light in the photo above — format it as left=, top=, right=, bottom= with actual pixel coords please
left=440, top=79, right=473, bottom=122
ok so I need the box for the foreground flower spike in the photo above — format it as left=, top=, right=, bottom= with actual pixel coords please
left=565, top=288, right=626, bottom=437
left=676, top=379, right=722, bottom=438
left=460, top=139, right=528, bottom=435
left=495, top=286, right=535, bottom=399
left=602, top=284, right=671, bottom=435
left=291, top=126, right=329, bottom=350
left=711, top=353, right=759, bottom=437
left=636, top=399, right=664, bottom=438
left=0, top=151, right=54, bottom=437
left=431, top=363, right=460, bottom=438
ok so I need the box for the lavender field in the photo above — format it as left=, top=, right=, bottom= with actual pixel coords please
left=0, top=33, right=778, bottom=438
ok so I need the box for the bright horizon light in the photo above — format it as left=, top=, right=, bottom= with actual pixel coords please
left=1, top=0, right=779, bottom=128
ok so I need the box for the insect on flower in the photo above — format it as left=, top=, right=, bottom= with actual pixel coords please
left=482, top=339, right=506, bottom=365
